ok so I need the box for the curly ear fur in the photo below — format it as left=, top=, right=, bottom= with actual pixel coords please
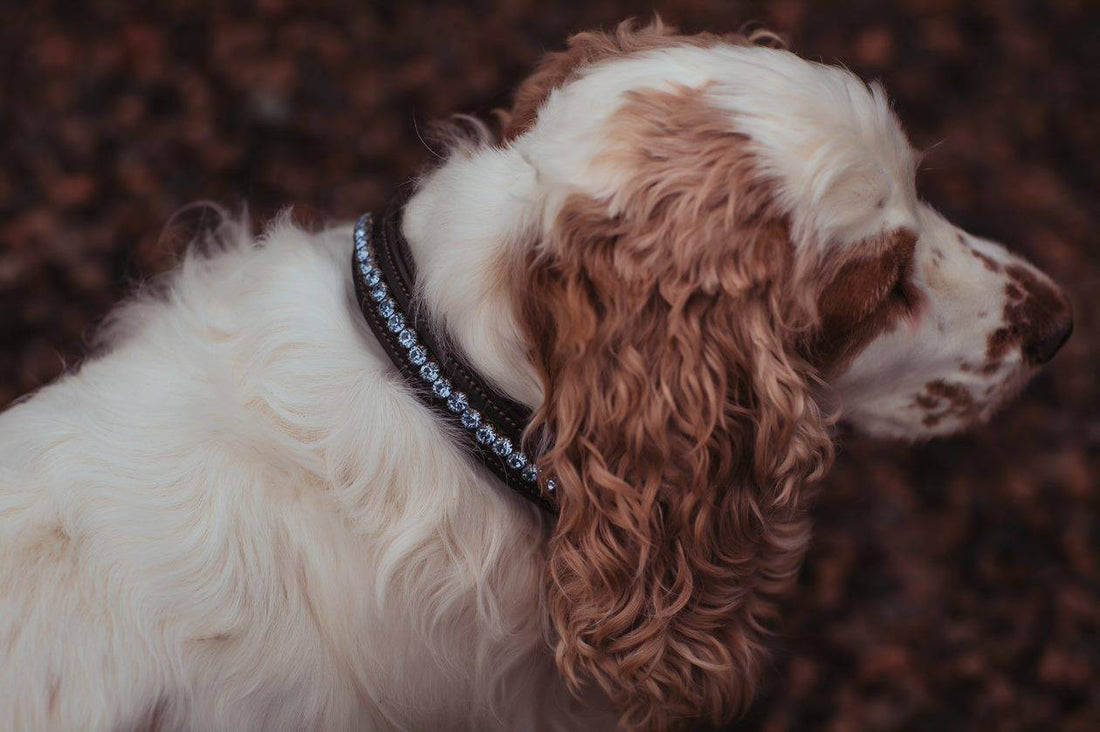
left=515, top=86, right=834, bottom=730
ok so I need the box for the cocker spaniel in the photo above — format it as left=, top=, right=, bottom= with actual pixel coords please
left=0, top=20, right=1072, bottom=732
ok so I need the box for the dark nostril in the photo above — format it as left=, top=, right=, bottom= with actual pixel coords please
left=1026, top=315, right=1073, bottom=365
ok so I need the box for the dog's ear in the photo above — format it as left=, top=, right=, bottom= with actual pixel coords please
left=515, top=87, right=833, bottom=730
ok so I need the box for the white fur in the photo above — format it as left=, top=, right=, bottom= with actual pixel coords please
left=0, top=38, right=1058, bottom=731
left=0, top=218, right=607, bottom=730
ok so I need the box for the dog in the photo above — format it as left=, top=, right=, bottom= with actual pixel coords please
left=0, top=20, right=1073, bottom=732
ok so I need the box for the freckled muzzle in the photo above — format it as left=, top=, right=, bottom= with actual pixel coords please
left=990, top=263, right=1073, bottom=369
left=1004, top=264, right=1074, bottom=367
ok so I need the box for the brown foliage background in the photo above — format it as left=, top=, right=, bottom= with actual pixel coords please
left=1, top=1, right=1096, bottom=729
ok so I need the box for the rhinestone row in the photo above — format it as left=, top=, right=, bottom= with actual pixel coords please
left=354, top=214, right=555, bottom=495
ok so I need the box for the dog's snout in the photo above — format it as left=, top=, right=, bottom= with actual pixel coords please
left=1025, top=313, right=1073, bottom=365
left=1002, top=262, right=1072, bottom=367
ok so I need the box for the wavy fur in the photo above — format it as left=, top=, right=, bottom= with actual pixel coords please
left=0, top=19, right=1070, bottom=732
left=517, top=86, right=832, bottom=730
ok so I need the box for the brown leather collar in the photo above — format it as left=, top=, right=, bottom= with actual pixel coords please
left=351, top=194, right=557, bottom=514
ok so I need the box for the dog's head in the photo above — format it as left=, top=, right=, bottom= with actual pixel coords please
left=412, top=19, right=1072, bottom=730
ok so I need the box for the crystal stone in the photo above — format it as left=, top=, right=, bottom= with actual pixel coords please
left=397, top=328, right=417, bottom=348
left=521, top=464, right=539, bottom=483
left=432, top=379, right=452, bottom=399
left=387, top=313, right=405, bottom=333
left=460, top=409, right=481, bottom=429
left=408, top=345, right=428, bottom=366
left=475, top=425, right=496, bottom=445
left=364, top=268, right=383, bottom=287
left=447, top=392, right=468, bottom=414
left=419, top=361, right=440, bottom=383
left=492, top=437, right=513, bottom=458
left=506, top=452, right=527, bottom=471
left=368, top=283, right=387, bottom=302
left=378, top=298, right=396, bottom=318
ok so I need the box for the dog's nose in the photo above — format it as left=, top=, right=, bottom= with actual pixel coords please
left=1025, top=314, right=1073, bottom=365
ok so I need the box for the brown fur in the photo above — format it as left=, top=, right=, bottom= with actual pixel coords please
left=916, top=379, right=980, bottom=427
left=987, top=263, right=1071, bottom=365
left=807, top=229, right=919, bottom=376
left=512, top=83, right=832, bottom=730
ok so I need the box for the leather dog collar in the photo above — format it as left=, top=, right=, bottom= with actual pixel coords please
left=351, top=195, right=557, bottom=514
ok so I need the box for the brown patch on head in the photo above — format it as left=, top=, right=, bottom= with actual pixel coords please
left=805, top=229, right=919, bottom=376
left=502, top=19, right=771, bottom=141
left=514, top=85, right=831, bottom=730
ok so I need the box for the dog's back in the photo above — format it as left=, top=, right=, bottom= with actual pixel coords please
left=0, top=220, right=572, bottom=731
left=0, top=221, right=365, bottom=729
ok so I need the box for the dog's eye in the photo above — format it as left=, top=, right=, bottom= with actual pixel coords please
left=890, top=275, right=911, bottom=307
left=888, top=268, right=919, bottom=315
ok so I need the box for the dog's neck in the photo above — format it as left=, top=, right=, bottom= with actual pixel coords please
left=400, top=146, right=544, bottom=409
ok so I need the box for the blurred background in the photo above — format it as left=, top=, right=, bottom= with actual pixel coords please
left=1, top=0, right=1096, bottom=729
